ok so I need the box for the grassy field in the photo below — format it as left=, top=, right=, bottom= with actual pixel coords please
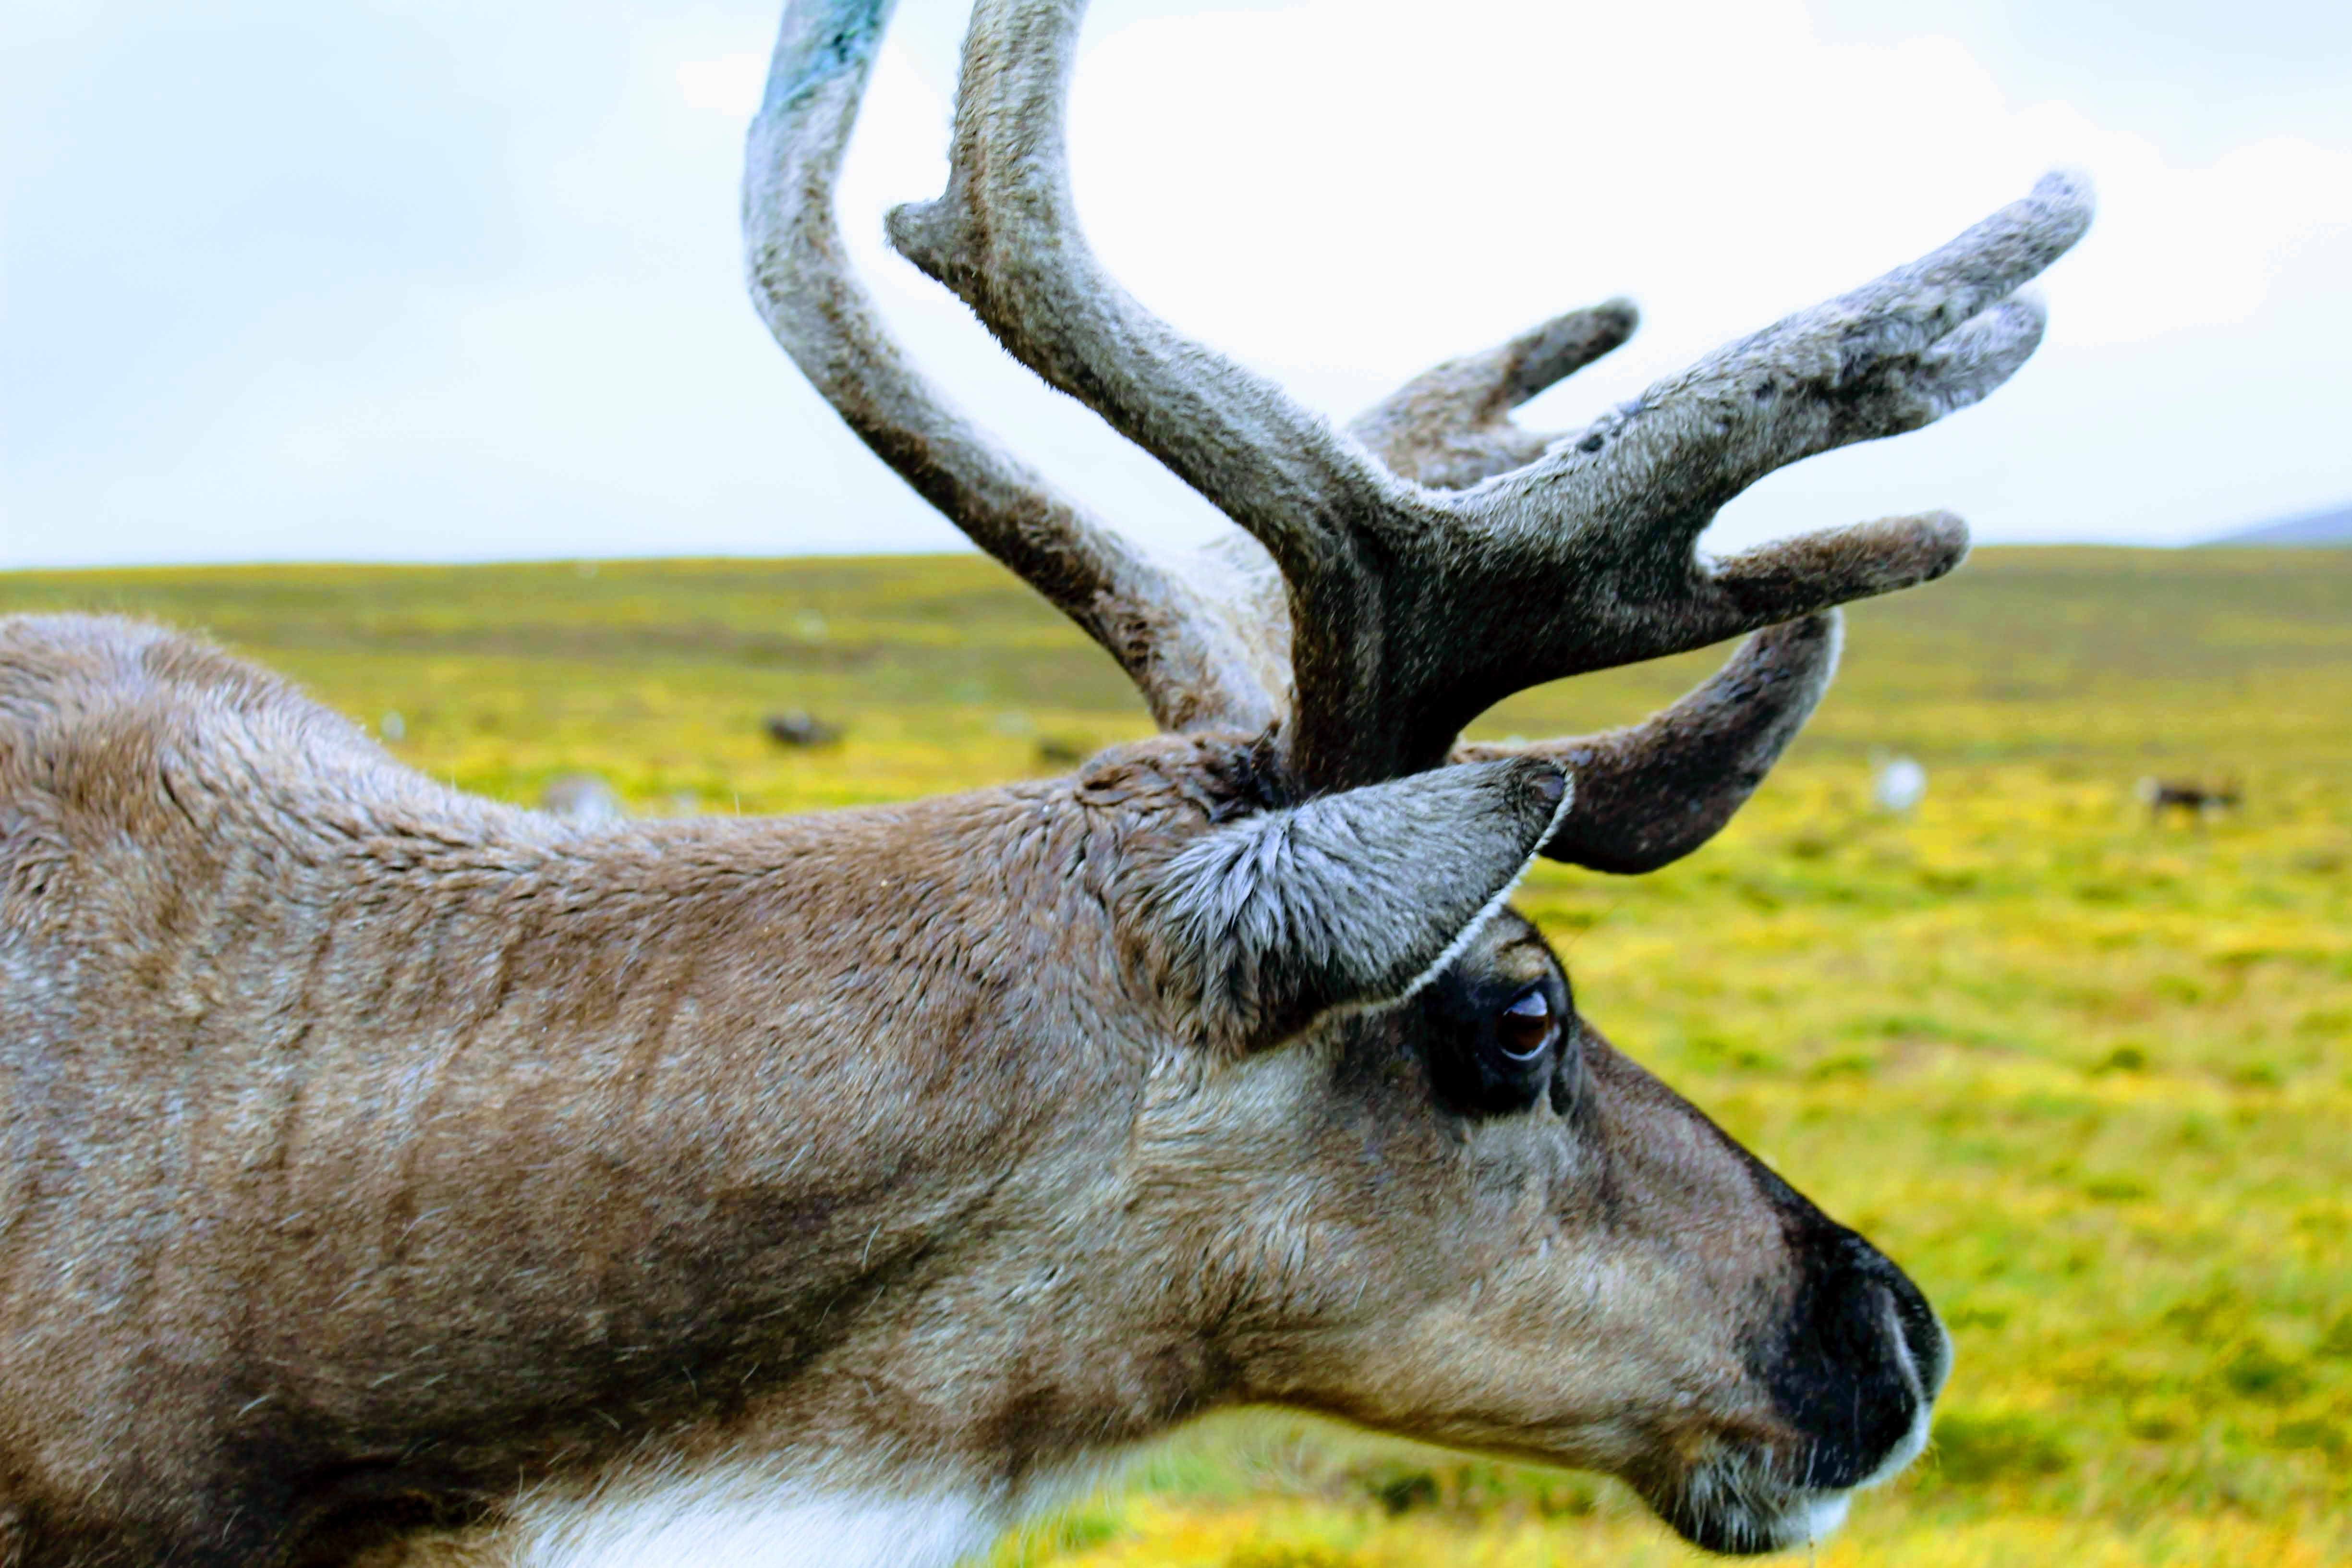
left=4, top=547, right=2348, bottom=1565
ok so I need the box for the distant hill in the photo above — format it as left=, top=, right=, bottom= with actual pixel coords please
left=2204, top=504, right=2352, bottom=546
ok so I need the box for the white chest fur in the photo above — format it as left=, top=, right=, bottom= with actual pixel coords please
left=510, top=1472, right=998, bottom=1568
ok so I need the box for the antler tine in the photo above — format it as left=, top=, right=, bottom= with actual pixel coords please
left=886, top=0, right=1421, bottom=592
left=1465, top=179, right=2090, bottom=674
left=742, top=0, right=1278, bottom=734
left=1349, top=300, right=1639, bottom=491
left=1455, top=614, right=1842, bottom=874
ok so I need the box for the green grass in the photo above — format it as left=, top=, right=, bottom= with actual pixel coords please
left=6, top=546, right=2349, bottom=1565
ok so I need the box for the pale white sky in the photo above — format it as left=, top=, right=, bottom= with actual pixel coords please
left=3, top=0, right=2349, bottom=568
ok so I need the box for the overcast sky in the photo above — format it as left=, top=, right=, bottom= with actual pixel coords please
left=4, top=0, right=2349, bottom=569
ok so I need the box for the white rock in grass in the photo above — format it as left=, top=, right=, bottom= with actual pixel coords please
left=1873, top=756, right=1928, bottom=815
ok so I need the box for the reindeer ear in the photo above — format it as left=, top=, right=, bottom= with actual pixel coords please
left=1142, top=758, right=1572, bottom=1051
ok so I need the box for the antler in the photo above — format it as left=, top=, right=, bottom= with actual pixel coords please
left=1348, top=300, right=1641, bottom=492
left=745, top=0, right=2091, bottom=863
left=1344, top=307, right=1856, bottom=870
left=742, top=0, right=1285, bottom=734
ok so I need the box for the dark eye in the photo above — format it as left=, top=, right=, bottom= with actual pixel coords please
left=1416, top=965, right=1570, bottom=1118
left=1497, top=988, right=1556, bottom=1059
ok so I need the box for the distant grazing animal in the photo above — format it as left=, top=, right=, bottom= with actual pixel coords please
left=2138, top=777, right=2242, bottom=824
left=0, top=0, right=2091, bottom=1563
left=763, top=708, right=845, bottom=748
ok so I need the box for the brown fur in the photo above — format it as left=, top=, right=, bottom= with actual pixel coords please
left=3, top=614, right=1904, bottom=1563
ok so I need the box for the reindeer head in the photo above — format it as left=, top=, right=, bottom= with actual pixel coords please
left=739, top=0, right=2085, bottom=1550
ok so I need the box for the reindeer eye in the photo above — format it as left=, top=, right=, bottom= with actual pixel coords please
left=1497, top=988, right=1556, bottom=1060
left=1417, top=962, right=1570, bottom=1119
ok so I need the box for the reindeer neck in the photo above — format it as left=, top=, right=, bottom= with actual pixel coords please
left=15, top=740, right=1192, bottom=1544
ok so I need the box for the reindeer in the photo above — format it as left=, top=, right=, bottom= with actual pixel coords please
left=0, top=1, right=2090, bottom=1562
left=2136, top=776, right=2242, bottom=826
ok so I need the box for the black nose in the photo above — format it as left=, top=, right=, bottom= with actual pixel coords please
left=1756, top=1232, right=1942, bottom=1489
